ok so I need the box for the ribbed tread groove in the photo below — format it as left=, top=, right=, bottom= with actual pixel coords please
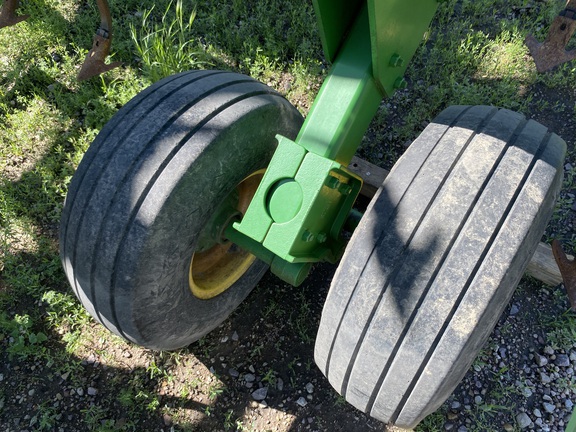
left=70, top=77, right=260, bottom=329
left=61, top=71, right=224, bottom=300
left=386, top=120, right=546, bottom=424
left=342, top=107, right=502, bottom=398
left=98, top=90, right=283, bottom=337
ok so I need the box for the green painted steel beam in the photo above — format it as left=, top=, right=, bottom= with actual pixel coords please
left=297, top=6, right=382, bottom=166
left=368, top=0, right=438, bottom=96
left=312, top=0, right=364, bottom=63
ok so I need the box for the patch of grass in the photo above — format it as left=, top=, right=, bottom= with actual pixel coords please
left=543, top=309, right=576, bottom=351
left=131, top=0, right=207, bottom=83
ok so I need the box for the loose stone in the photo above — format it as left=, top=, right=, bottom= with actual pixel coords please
left=535, top=354, right=548, bottom=367
left=251, top=387, right=268, bottom=401
left=229, top=368, right=239, bottom=378
left=555, top=354, right=570, bottom=367
left=296, top=397, right=308, bottom=407
left=516, top=412, right=532, bottom=429
left=244, top=373, right=256, bottom=383
left=540, top=373, right=552, bottom=384
left=543, top=402, right=555, bottom=413
left=305, top=383, right=314, bottom=394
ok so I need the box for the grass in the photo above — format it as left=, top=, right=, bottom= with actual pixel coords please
left=130, top=0, right=208, bottom=83
left=1, top=0, right=576, bottom=431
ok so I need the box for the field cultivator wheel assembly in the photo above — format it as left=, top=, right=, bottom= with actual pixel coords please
left=59, top=0, right=568, bottom=428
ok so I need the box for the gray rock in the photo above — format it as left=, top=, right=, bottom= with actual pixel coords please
left=544, top=346, right=555, bottom=355
left=533, top=408, right=542, bottom=418
left=540, top=373, right=552, bottom=384
left=229, top=368, right=239, bottom=378
left=565, top=399, right=574, bottom=410
left=543, top=402, right=555, bottom=413
left=516, top=412, right=532, bottom=429
left=509, top=304, right=520, bottom=315
left=522, top=387, right=533, bottom=398
left=232, top=331, right=239, bottom=341
left=251, top=387, right=268, bottom=401
left=555, top=354, right=570, bottom=367
left=296, top=396, right=308, bottom=407
left=305, top=383, right=314, bottom=394
left=87, top=387, right=97, bottom=396
left=277, top=378, right=284, bottom=391
left=444, top=423, right=454, bottom=431
left=451, top=401, right=461, bottom=410
left=244, top=373, right=256, bottom=383
left=535, top=354, right=548, bottom=367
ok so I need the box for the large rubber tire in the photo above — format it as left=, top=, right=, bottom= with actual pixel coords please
left=315, top=105, right=566, bottom=428
left=60, top=71, right=303, bottom=350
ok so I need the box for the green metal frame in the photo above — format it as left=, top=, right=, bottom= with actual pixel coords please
left=229, top=0, right=440, bottom=285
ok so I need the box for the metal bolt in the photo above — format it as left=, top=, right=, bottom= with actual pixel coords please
left=393, top=77, right=408, bottom=90
left=325, top=176, right=341, bottom=189
left=389, top=54, right=404, bottom=68
left=301, top=230, right=315, bottom=242
left=337, top=183, right=352, bottom=196
left=317, top=232, right=328, bottom=244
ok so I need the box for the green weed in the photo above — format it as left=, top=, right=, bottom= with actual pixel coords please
left=130, top=0, right=207, bottom=82
left=0, top=312, right=48, bottom=360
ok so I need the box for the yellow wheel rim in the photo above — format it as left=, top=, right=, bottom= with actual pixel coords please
left=189, top=171, right=263, bottom=299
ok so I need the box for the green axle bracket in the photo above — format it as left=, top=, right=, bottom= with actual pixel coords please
left=229, top=0, right=439, bottom=284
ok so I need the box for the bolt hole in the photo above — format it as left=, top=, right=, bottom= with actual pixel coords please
left=561, top=23, right=568, bottom=31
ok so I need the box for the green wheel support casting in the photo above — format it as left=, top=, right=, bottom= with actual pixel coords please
left=315, top=105, right=566, bottom=428
left=59, top=71, right=303, bottom=350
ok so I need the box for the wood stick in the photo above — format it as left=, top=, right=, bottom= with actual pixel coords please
left=348, top=156, right=571, bottom=286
